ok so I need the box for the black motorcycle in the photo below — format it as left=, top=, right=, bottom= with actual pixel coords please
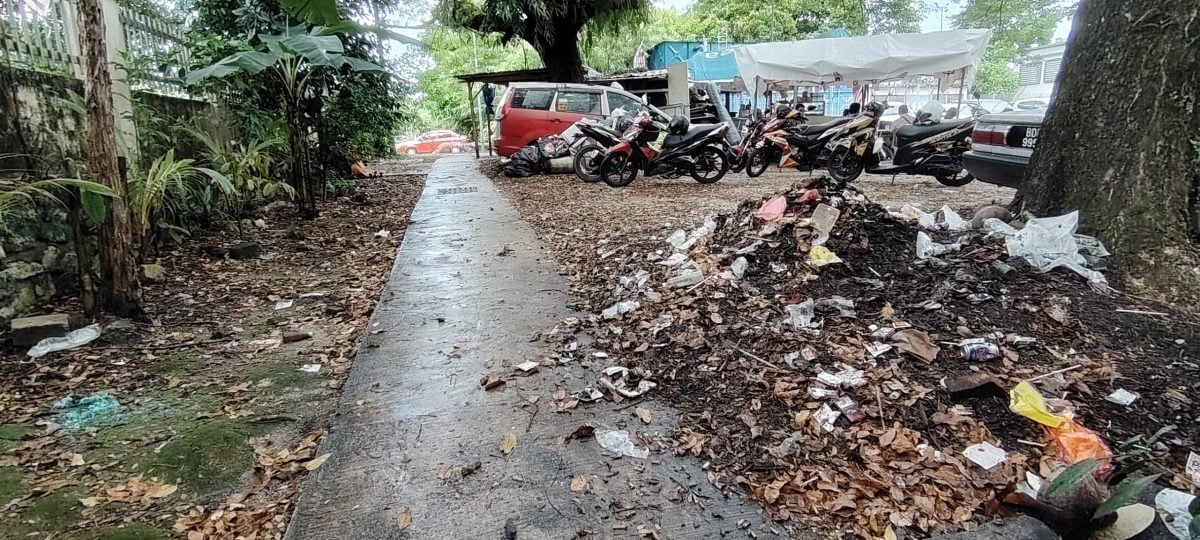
left=827, top=109, right=976, bottom=186
left=571, top=118, right=628, bottom=183
left=746, top=106, right=852, bottom=177
left=599, top=112, right=731, bottom=188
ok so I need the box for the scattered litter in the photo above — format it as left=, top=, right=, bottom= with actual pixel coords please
left=1105, top=388, right=1139, bottom=406
left=940, top=206, right=969, bottom=231
left=1114, top=308, right=1168, bottom=317
left=915, top=231, right=961, bottom=259
left=595, top=429, right=649, bottom=458
left=274, top=300, right=294, bottom=310
left=728, top=256, right=749, bottom=279
left=962, top=442, right=1006, bottom=470
left=601, top=300, right=640, bottom=319
left=500, top=432, right=517, bottom=455
left=960, top=338, right=1000, bottom=362
left=666, top=267, right=704, bottom=288
left=373, top=229, right=390, bottom=239
left=834, top=396, right=865, bottom=424
left=809, top=203, right=840, bottom=244
left=1186, top=452, right=1200, bottom=486
left=754, top=196, right=787, bottom=221
left=1090, top=503, right=1155, bottom=540
left=966, top=293, right=993, bottom=304
left=575, top=387, right=604, bottom=402
left=814, top=404, right=841, bottom=432
left=1009, top=381, right=1112, bottom=467
left=807, top=245, right=842, bottom=267
left=28, top=324, right=102, bottom=358
left=865, top=342, right=892, bottom=358
left=515, top=361, right=540, bottom=373
left=1004, top=334, right=1037, bottom=348
left=890, top=328, right=939, bottom=362
left=480, top=371, right=506, bottom=391
left=298, top=364, right=322, bottom=373
left=983, top=211, right=1108, bottom=284
left=1153, top=488, right=1196, bottom=540
left=785, top=299, right=815, bottom=328
left=599, top=366, right=656, bottom=398
left=52, top=393, right=121, bottom=430
left=816, top=297, right=856, bottom=318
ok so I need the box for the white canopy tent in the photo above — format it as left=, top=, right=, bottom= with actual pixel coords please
left=732, top=29, right=993, bottom=90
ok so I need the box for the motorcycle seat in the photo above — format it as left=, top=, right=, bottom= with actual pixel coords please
left=664, top=124, right=721, bottom=148
left=894, top=119, right=974, bottom=148
left=793, top=117, right=852, bottom=135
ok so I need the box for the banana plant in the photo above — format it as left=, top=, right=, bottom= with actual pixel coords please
left=186, top=24, right=383, bottom=216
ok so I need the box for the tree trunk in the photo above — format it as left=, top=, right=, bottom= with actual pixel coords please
left=284, top=100, right=314, bottom=217
left=1020, top=0, right=1200, bottom=297
left=76, top=0, right=144, bottom=318
left=536, top=28, right=585, bottom=83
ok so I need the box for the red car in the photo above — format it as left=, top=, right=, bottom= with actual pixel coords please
left=395, top=130, right=469, bottom=155
left=492, top=82, right=658, bottom=157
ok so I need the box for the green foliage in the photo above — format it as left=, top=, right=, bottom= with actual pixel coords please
left=127, top=150, right=233, bottom=244
left=581, top=9, right=689, bottom=74
left=1040, top=459, right=1101, bottom=500
left=1094, top=473, right=1160, bottom=519
left=0, top=175, right=117, bottom=230
left=183, top=126, right=294, bottom=216
left=974, top=58, right=1019, bottom=95
left=683, top=0, right=866, bottom=41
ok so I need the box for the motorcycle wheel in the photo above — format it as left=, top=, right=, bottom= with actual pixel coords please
left=600, top=152, right=638, bottom=188
left=573, top=146, right=604, bottom=183
left=691, top=146, right=729, bottom=184
left=934, top=168, right=975, bottom=187
left=745, top=147, right=770, bottom=178
left=729, top=149, right=748, bottom=173
left=827, top=145, right=865, bottom=183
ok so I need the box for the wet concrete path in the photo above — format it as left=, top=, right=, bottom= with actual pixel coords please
left=285, top=156, right=783, bottom=539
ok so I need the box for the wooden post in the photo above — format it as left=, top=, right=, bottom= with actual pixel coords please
left=467, top=81, right=480, bottom=159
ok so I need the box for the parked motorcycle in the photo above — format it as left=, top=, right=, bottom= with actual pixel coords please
left=727, top=114, right=767, bottom=174
left=745, top=106, right=852, bottom=178
left=598, top=112, right=731, bottom=188
left=570, top=115, right=630, bottom=183
left=826, top=101, right=975, bottom=186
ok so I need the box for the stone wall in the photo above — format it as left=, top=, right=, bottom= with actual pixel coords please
left=1, top=64, right=230, bottom=324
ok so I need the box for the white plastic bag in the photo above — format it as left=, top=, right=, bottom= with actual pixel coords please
left=915, top=231, right=961, bottom=259
left=28, top=324, right=102, bottom=358
left=785, top=299, right=815, bottom=328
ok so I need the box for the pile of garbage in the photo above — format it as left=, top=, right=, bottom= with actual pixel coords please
left=569, top=177, right=1194, bottom=537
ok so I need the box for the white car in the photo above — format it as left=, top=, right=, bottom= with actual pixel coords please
left=1014, top=98, right=1050, bottom=111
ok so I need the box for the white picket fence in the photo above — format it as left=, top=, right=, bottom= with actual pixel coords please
left=0, top=0, right=191, bottom=96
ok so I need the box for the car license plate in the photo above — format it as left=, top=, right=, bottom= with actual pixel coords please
left=1008, top=126, right=1040, bottom=149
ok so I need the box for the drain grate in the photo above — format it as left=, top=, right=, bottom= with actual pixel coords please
left=437, top=187, right=478, bottom=195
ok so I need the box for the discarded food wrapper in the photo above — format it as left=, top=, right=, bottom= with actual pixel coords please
left=275, top=299, right=294, bottom=310
left=1005, top=334, right=1037, bottom=348
left=966, top=293, right=993, bottom=304
left=28, top=324, right=102, bottom=358
left=575, top=387, right=604, bottom=402
left=834, top=396, right=865, bottom=423
left=816, top=372, right=843, bottom=388
left=729, top=257, right=749, bottom=279
left=1010, top=381, right=1113, bottom=470
left=595, top=429, right=649, bottom=459
left=1015, top=471, right=1044, bottom=500
left=816, top=296, right=856, bottom=318
left=1154, top=488, right=1196, bottom=540
left=809, top=203, right=840, bottom=245
left=814, top=404, right=841, bottom=432
left=1187, top=452, right=1200, bottom=487
left=808, top=386, right=838, bottom=400
left=601, top=300, right=641, bottom=319
left=298, top=364, right=322, bottom=373
left=915, top=231, right=962, bottom=259
left=865, top=342, right=892, bottom=358
left=659, top=252, right=688, bottom=266
left=807, top=245, right=842, bottom=267
left=895, top=204, right=938, bottom=229
left=1104, top=388, right=1139, bottom=406
left=515, top=361, right=540, bottom=373
left=754, top=196, right=788, bottom=222
left=962, top=442, right=1007, bottom=470
left=960, top=338, right=1000, bottom=362
left=599, top=366, right=656, bottom=398
left=833, top=368, right=867, bottom=388
left=785, top=299, right=815, bottom=329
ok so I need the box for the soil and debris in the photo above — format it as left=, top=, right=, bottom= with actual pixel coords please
left=493, top=168, right=1200, bottom=538
left=0, top=164, right=425, bottom=539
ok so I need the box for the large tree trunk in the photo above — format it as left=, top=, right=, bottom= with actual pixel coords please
left=1020, top=0, right=1200, bottom=297
left=76, top=0, right=144, bottom=318
left=535, top=27, right=585, bottom=83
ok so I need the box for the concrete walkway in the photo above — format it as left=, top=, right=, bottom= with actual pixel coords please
left=285, top=156, right=781, bottom=539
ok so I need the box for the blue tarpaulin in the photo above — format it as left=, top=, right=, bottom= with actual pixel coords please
left=686, top=49, right=739, bottom=82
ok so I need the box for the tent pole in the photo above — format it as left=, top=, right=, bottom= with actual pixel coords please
left=957, top=69, right=965, bottom=108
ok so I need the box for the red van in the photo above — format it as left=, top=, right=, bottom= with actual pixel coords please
left=492, top=83, right=654, bottom=157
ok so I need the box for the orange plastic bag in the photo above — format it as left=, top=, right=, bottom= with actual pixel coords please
left=1010, top=381, right=1112, bottom=475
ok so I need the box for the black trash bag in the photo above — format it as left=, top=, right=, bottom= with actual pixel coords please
left=504, top=144, right=545, bottom=178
